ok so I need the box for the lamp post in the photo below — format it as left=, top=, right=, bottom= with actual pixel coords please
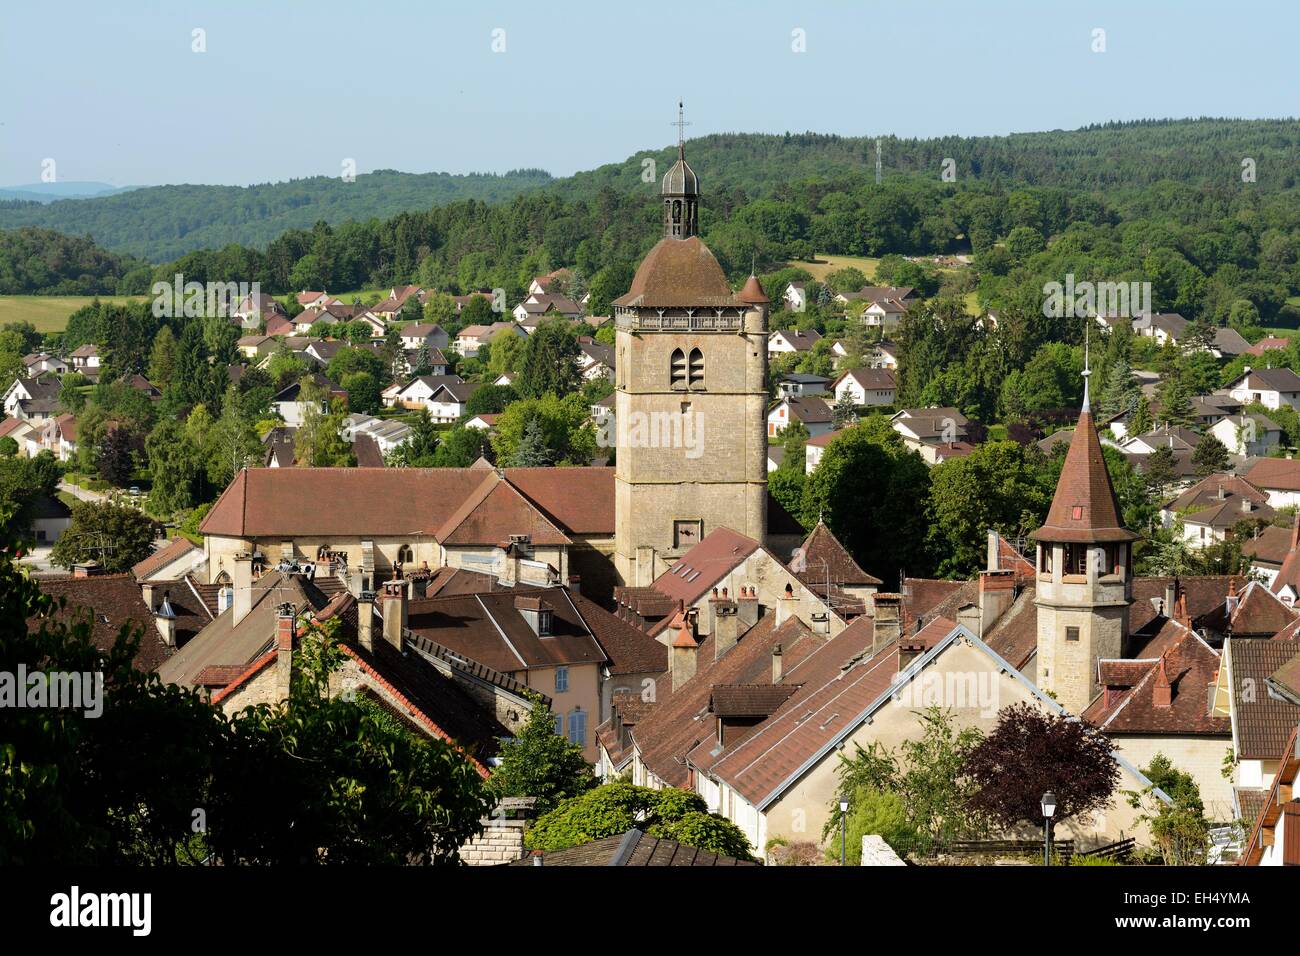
left=839, top=798, right=849, bottom=866
left=1041, top=791, right=1057, bottom=866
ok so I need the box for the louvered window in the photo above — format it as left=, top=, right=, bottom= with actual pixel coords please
left=670, top=348, right=687, bottom=389
left=687, top=348, right=704, bottom=389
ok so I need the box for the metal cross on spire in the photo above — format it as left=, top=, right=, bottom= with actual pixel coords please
left=673, top=100, right=691, bottom=156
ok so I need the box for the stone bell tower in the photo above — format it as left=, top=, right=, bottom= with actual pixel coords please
left=1033, top=362, right=1136, bottom=714
left=611, top=106, right=770, bottom=587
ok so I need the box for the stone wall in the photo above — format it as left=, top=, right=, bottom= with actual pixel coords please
left=461, top=817, right=528, bottom=866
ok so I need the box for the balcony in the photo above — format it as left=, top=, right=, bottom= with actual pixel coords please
left=616, top=308, right=743, bottom=333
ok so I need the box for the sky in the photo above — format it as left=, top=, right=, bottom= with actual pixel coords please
left=2, top=0, right=1297, bottom=188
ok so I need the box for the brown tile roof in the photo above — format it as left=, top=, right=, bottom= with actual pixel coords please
left=1244, top=524, right=1293, bottom=566
left=353, top=433, right=384, bottom=467
left=1163, top=472, right=1269, bottom=516
left=1084, top=627, right=1229, bottom=736
left=1229, top=638, right=1300, bottom=759
left=513, top=828, right=757, bottom=866
left=1226, top=580, right=1298, bottom=638
left=613, top=237, right=749, bottom=309
left=502, top=467, right=615, bottom=535
left=405, top=586, right=607, bottom=673
left=633, top=614, right=792, bottom=787
left=437, top=475, right=571, bottom=547
left=1128, top=575, right=1239, bottom=635
left=650, top=527, right=762, bottom=606
left=793, top=520, right=881, bottom=589
left=1033, top=408, right=1136, bottom=544
left=131, top=536, right=200, bottom=582
left=570, top=591, right=666, bottom=676
left=709, top=684, right=801, bottom=717
left=30, top=575, right=179, bottom=673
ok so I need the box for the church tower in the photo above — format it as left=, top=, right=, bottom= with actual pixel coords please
left=1032, top=362, right=1136, bottom=714
left=612, top=107, right=770, bottom=587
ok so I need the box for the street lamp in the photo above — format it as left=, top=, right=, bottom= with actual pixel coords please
left=1041, top=791, right=1057, bottom=866
left=839, top=798, right=850, bottom=866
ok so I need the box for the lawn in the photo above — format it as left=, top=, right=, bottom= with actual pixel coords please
left=0, top=294, right=149, bottom=334
left=782, top=255, right=881, bottom=282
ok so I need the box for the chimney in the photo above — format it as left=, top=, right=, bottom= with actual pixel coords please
left=736, top=586, right=759, bottom=631
left=1175, top=592, right=1191, bottom=630
left=772, top=643, right=784, bottom=683
left=72, top=561, right=101, bottom=578
left=381, top=577, right=407, bottom=651
left=154, top=589, right=177, bottom=647
left=872, top=593, right=902, bottom=655
left=956, top=602, right=980, bottom=636
left=275, top=602, right=295, bottom=700
left=1163, top=579, right=1178, bottom=618
left=232, top=552, right=254, bottom=625
left=978, top=570, right=1016, bottom=636
left=1225, top=578, right=1239, bottom=619
left=711, top=592, right=740, bottom=661
left=775, top=582, right=797, bottom=628
left=1152, top=655, right=1172, bottom=708
left=1241, top=495, right=1253, bottom=514
left=897, top=639, right=926, bottom=671
left=141, top=581, right=155, bottom=611
left=357, top=590, right=376, bottom=653
left=670, top=607, right=699, bottom=692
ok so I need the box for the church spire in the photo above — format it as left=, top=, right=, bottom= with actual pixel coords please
left=662, top=102, right=699, bottom=240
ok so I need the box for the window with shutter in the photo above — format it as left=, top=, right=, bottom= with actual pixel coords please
left=567, top=709, right=587, bottom=746
left=687, top=347, right=704, bottom=389
left=555, top=665, right=568, bottom=692
left=670, top=348, right=686, bottom=389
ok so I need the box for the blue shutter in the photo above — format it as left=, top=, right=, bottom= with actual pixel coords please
left=568, top=709, right=587, bottom=746
left=554, top=713, right=564, bottom=736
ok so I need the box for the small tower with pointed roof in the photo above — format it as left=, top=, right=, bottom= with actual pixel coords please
left=1032, top=347, right=1137, bottom=714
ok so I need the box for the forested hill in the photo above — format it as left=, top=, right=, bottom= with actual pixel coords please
left=0, top=168, right=554, bottom=262
left=558, top=118, right=1300, bottom=199
left=3, top=118, right=1300, bottom=264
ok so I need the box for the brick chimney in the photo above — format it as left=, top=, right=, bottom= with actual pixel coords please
left=710, top=589, right=740, bottom=661
left=357, top=590, right=376, bottom=653
left=771, top=643, right=784, bottom=682
left=670, top=606, right=699, bottom=692
left=381, top=576, right=407, bottom=652
left=232, top=552, right=254, bottom=625
left=1152, top=655, right=1173, bottom=708
left=275, top=602, right=295, bottom=700
left=1163, top=578, right=1178, bottom=618
left=872, top=593, right=902, bottom=655
left=736, top=586, right=759, bottom=631
left=898, top=638, right=926, bottom=671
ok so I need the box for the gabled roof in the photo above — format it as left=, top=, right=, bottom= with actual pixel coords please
left=405, top=586, right=607, bottom=672
left=435, top=473, right=571, bottom=546
left=650, top=528, right=763, bottom=606
left=1245, top=458, right=1300, bottom=492
left=792, top=520, right=881, bottom=589
left=131, top=536, right=201, bottom=583
left=1084, top=625, right=1229, bottom=736
left=1229, top=367, right=1300, bottom=393
left=1228, top=638, right=1300, bottom=759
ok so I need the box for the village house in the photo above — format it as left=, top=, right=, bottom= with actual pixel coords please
left=1245, top=458, right=1300, bottom=509
left=804, top=429, right=842, bottom=474
left=23, top=352, right=68, bottom=376
left=1226, top=366, right=1300, bottom=412
left=236, top=335, right=276, bottom=360
left=512, top=293, right=584, bottom=324
left=831, top=367, right=896, bottom=407
left=766, top=395, right=833, bottom=438
left=577, top=341, right=615, bottom=381
left=399, top=323, right=449, bottom=351
left=1208, top=412, right=1280, bottom=457
left=767, top=329, right=821, bottom=359
left=781, top=281, right=807, bottom=312
left=890, top=407, right=970, bottom=462
left=455, top=322, right=524, bottom=358
left=776, top=373, right=830, bottom=398
left=231, top=292, right=285, bottom=329
left=2, top=375, right=61, bottom=422
left=270, top=373, right=347, bottom=427
left=1132, top=312, right=1189, bottom=346
left=295, top=290, right=334, bottom=310
left=68, top=343, right=101, bottom=373
left=1159, top=473, right=1272, bottom=549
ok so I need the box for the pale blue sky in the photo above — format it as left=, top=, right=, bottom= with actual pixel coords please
left=2, top=0, right=1295, bottom=187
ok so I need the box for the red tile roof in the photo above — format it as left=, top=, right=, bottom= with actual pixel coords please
left=131, top=536, right=201, bottom=582
left=649, top=527, right=762, bottom=606
left=1033, top=407, right=1137, bottom=543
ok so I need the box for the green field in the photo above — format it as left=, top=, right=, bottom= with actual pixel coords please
left=783, top=254, right=881, bottom=282
left=0, top=294, right=149, bottom=334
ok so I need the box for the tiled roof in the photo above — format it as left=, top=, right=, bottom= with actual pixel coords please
left=30, top=574, right=181, bottom=672
left=1244, top=524, right=1292, bottom=566
left=613, top=237, right=751, bottom=309
left=793, top=520, right=881, bottom=589
left=649, top=527, right=762, bottom=606
left=1084, top=627, right=1229, bottom=736
left=570, top=591, right=666, bottom=676
left=131, top=536, right=200, bottom=582
left=1229, top=638, right=1300, bottom=759
left=1246, top=458, right=1300, bottom=492
left=405, top=586, right=607, bottom=673
left=513, top=828, right=757, bottom=866
left=1033, top=407, right=1136, bottom=544
left=709, top=684, right=801, bottom=717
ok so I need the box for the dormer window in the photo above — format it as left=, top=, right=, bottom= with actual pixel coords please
left=539, top=608, right=553, bottom=636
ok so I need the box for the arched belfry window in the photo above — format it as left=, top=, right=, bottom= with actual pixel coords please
left=672, top=200, right=682, bottom=223
left=687, top=348, right=704, bottom=389
left=397, top=544, right=413, bottom=564
left=670, top=348, right=687, bottom=389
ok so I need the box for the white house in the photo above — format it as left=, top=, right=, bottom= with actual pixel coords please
left=767, top=396, right=833, bottom=439
left=1226, top=367, right=1300, bottom=413
left=1208, top=413, right=1281, bottom=458
left=767, top=329, right=822, bottom=359
left=68, top=343, right=101, bottom=371
left=271, top=375, right=343, bottom=427
left=455, top=323, right=524, bottom=358
left=399, top=323, right=449, bottom=352
left=1245, top=459, right=1300, bottom=509
left=831, top=368, right=896, bottom=407
left=425, top=381, right=480, bottom=423
left=392, top=375, right=465, bottom=411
